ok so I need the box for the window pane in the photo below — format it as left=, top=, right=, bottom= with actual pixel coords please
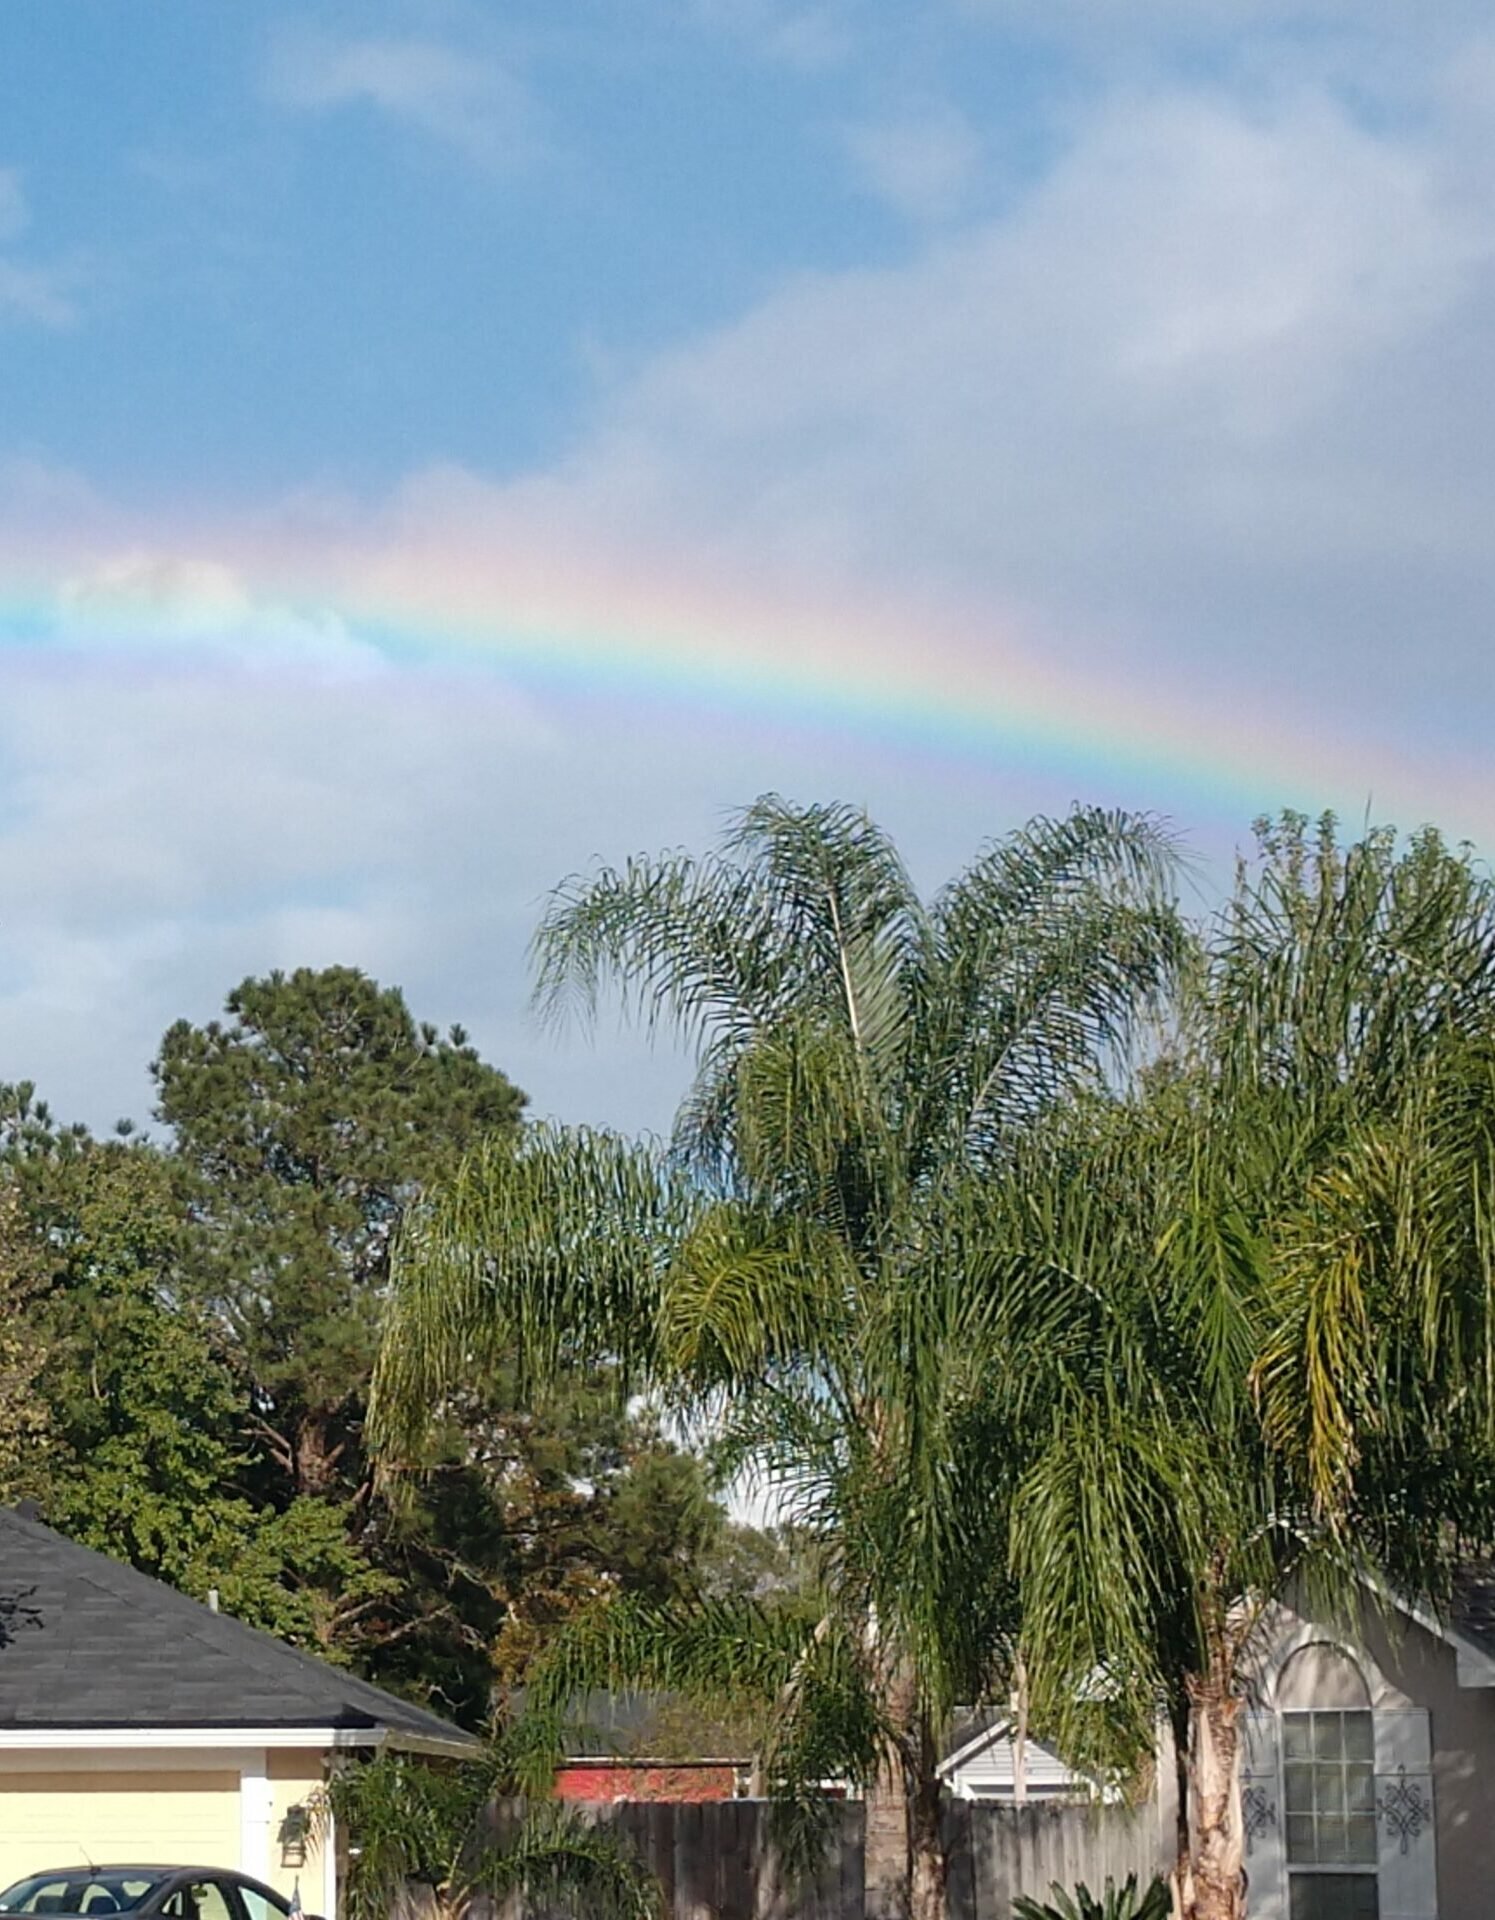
left=1284, top=1715, right=1314, bottom=1759
left=1315, top=1715, right=1346, bottom=1759
left=1286, top=1814, right=1317, bottom=1863
left=1346, top=1764, right=1375, bottom=1814
left=185, top=1885, right=236, bottom=1920
left=240, top=1895, right=289, bottom=1920
left=1318, top=1768, right=1346, bottom=1816
left=1343, top=1715, right=1374, bottom=1762
left=1285, top=1763, right=1316, bottom=1811
left=1348, top=1814, right=1378, bottom=1865
left=1290, top=1874, right=1380, bottom=1920
left=1319, top=1816, right=1350, bottom=1863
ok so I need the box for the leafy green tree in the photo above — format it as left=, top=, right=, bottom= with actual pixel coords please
left=372, top=797, right=1182, bottom=1920
left=373, top=1376, right=734, bottom=1718
left=154, top=965, right=526, bottom=1501
left=0, top=1182, right=53, bottom=1502
left=1, top=1123, right=390, bottom=1653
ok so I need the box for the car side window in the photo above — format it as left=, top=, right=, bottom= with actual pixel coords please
left=159, top=1885, right=236, bottom=1920
left=236, top=1892, right=289, bottom=1920
left=12, top=1884, right=71, bottom=1914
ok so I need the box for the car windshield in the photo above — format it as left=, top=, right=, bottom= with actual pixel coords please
left=0, top=1874, right=167, bottom=1915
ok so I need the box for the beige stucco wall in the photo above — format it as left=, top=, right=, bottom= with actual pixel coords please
left=266, top=1749, right=332, bottom=1913
left=0, top=1766, right=241, bottom=1893
left=1254, top=1593, right=1495, bottom=1920
left=1357, top=1606, right=1495, bottom=1920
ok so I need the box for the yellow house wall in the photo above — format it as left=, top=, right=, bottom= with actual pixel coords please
left=0, top=1768, right=241, bottom=1892
left=265, top=1751, right=331, bottom=1912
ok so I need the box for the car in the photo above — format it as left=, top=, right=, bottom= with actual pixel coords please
left=0, top=1868, right=321, bottom=1920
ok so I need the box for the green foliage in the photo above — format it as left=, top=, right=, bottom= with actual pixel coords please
left=24, top=1135, right=253, bottom=1587
left=155, top=965, right=525, bottom=1498
left=325, top=1748, right=660, bottom=1920
left=1002, top=813, right=1495, bottom=1920
left=0, top=979, right=738, bottom=1721
left=375, top=796, right=1184, bottom=1891
left=0, top=1183, right=52, bottom=1502
left=1013, top=1874, right=1171, bottom=1920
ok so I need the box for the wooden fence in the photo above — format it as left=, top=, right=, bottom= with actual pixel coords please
left=483, top=1797, right=1166, bottom=1920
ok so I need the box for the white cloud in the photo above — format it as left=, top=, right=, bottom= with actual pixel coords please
left=0, top=577, right=1016, bottom=1139
left=0, top=170, right=28, bottom=244
left=0, top=168, right=78, bottom=328
left=687, top=0, right=855, bottom=69
left=477, top=76, right=1494, bottom=746
left=840, top=101, right=983, bottom=220
left=309, top=64, right=1495, bottom=855
left=56, top=553, right=389, bottom=682
left=0, top=261, right=75, bottom=327
left=267, top=32, right=538, bottom=169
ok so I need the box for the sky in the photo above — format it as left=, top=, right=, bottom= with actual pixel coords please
left=1, top=0, right=1493, bottom=1137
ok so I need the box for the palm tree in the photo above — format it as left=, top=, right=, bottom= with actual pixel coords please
left=371, top=796, right=1183, bottom=1920
left=1005, top=814, right=1495, bottom=1920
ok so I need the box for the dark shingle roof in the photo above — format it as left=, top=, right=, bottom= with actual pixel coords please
left=0, top=1507, right=477, bottom=1750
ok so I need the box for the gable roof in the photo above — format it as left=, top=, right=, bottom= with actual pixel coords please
left=0, top=1507, right=479, bottom=1753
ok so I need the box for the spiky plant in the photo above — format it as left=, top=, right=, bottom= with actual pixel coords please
left=322, top=1747, right=660, bottom=1920
left=1014, top=1873, right=1171, bottom=1920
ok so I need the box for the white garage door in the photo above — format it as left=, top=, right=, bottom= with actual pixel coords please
left=0, top=1771, right=241, bottom=1893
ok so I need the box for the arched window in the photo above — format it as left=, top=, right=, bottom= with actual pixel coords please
left=1276, top=1645, right=1378, bottom=1920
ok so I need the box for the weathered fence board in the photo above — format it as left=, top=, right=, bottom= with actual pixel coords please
left=478, top=1797, right=1164, bottom=1920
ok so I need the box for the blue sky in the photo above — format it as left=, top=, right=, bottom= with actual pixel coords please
left=3, top=3, right=1058, bottom=495
left=2, top=1, right=1493, bottom=1135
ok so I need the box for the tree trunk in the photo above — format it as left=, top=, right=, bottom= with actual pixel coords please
left=865, top=1639, right=918, bottom=1920
left=1187, top=1674, right=1243, bottom=1920
left=294, top=1409, right=345, bottom=1496
left=1012, top=1655, right=1030, bottom=1809
left=1168, top=1699, right=1193, bottom=1920
left=909, top=1718, right=948, bottom=1920
left=864, top=1740, right=911, bottom=1920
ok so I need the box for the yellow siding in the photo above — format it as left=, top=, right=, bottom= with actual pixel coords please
left=266, top=1751, right=330, bottom=1912
left=0, top=1770, right=240, bottom=1893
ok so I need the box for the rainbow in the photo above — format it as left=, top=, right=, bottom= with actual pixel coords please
left=0, top=506, right=1484, bottom=848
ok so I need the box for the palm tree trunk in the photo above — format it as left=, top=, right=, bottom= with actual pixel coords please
left=865, top=1697, right=950, bottom=1920
left=908, top=1718, right=948, bottom=1920
left=1167, top=1699, right=1193, bottom=1920
left=865, top=1638, right=916, bottom=1920
left=864, top=1739, right=911, bottom=1920
left=1186, top=1674, right=1243, bottom=1920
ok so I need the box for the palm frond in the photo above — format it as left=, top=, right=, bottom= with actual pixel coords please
left=480, top=1804, right=663, bottom=1920
left=370, top=1126, right=689, bottom=1460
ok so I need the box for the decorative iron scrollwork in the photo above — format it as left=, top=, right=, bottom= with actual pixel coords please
left=1243, top=1783, right=1278, bottom=1855
left=1377, top=1767, right=1432, bottom=1855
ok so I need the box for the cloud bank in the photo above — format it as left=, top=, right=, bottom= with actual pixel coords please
left=6, top=42, right=1495, bottom=1138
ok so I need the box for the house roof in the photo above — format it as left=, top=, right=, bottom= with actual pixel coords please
left=937, top=1710, right=1087, bottom=1791
left=0, top=1506, right=479, bottom=1753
